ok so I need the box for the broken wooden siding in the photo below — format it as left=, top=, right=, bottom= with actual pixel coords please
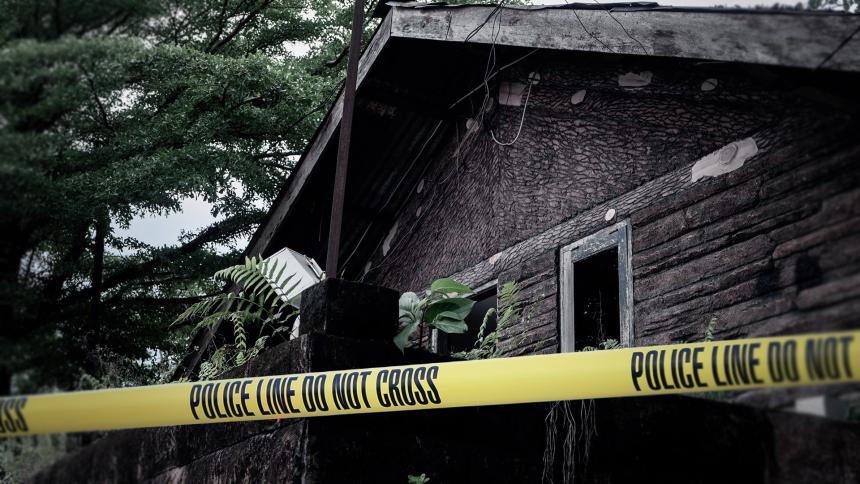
left=363, top=53, right=860, bottom=365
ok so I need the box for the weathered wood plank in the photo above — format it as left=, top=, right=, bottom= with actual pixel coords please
left=391, top=6, right=860, bottom=72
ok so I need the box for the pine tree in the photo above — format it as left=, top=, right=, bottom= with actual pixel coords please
left=0, top=0, right=364, bottom=392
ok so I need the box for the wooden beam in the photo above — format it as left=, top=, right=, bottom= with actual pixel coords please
left=326, top=0, right=367, bottom=277
left=390, top=6, right=860, bottom=72
left=247, top=12, right=393, bottom=258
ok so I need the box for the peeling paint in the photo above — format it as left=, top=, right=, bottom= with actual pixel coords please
left=618, top=71, right=653, bottom=88
left=701, top=78, right=718, bottom=91
left=691, top=137, right=758, bottom=182
left=382, top=221, right=399, bottom=256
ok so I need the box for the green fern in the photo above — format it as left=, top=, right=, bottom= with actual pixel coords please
left=234, top=313, right=249, bottom=366
left=453, top=281, right=521, bottom=360
left=704, top=316, right=718, bottom=342
left=173, top=257, right=300, bottom=330
left=581, top=338, right=622, bottom=352
left=172, top=256, right=301, bottom=378
left=199, top=346, right=231, bottom=380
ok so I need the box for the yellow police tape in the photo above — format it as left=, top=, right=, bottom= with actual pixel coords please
left=2, top=330, right=858, bottom=436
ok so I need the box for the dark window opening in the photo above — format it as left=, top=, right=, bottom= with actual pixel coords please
left=572, top=247, right=620, bottom=351
left=560, top=220, right=632, bottom=353
left=437, top=288, right=497, bottom=354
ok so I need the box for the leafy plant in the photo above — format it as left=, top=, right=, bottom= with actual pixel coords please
left=581, top=338, right=622, bottom=352
left=407, top=474, right=430, bottom=484
left=453, top=281, right=522, bottom=360
left=700, top=316, right=732, bottom=401
left=704, top=316, right=718, bottom=342
left=0, top=434, right=71, bottom=484
left=172, top=256, right=300, bottom=379
left=0, top=0, right=356, bottom=392
left=848, top=403, right=860, bottom=422
left=394, top=278, right=475, bottom=352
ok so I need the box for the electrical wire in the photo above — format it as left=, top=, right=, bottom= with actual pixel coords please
left=465, top=2, right=506, bottom=43
left=816, top=22, right=860, bottom=70
left=592, top=0, right=650, bottom=56
left=490, top=81, right=532, bottom=146
left=571, top=7, right=616, bottom=54
left=448, top=48, right=539, bottom=110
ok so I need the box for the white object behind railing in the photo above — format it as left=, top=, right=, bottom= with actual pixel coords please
left=264, top=247, right=324, bottom=339
left=264, top=247, right=324, bottom=302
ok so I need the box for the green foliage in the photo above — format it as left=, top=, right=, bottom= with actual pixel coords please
left=0, top=0, right=517, bottom=391
left=704, top=317, right=718, bottom=342
left=394, top=278, right=475, bottom=352
left=580, top=338, right=622, bottom=352
left=699, top=316, right=732, bottom=401
left=0, top=0, right=359, bottom=391
left=848, top=402, right=860, bottom=422
left=173, top=256, right=299, bottom=331
left=173, top=256, right=299, bottom=380
left=429, top=278, right=472, bottom=295
left=453, top=281, right=521, bottom=360
left=807, top=0, right=856, bottom=11
left=0, top=435, right=70, bottom=483
left=407, top=474, right=430, bottom=484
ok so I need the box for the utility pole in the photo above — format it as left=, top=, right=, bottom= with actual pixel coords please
left=325, top=0, right=365, bottom=278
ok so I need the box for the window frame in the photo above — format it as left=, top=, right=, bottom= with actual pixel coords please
left=559, top=220, right=634, bottom=353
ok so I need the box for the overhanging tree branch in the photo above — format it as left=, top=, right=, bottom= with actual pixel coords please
left=111, top=292, right=222, bottom=307
left=59, top=212, right=262, bottom=307
left=207, top=0, right=273, bottom=53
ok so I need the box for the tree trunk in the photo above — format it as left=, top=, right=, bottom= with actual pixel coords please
left=89, top=217, right=106, bottom=335
left=84, top=216, right=108, bottom=377
left=0, top=228, right=30, bottom=392
left=0, top=369, right=11, bottom=396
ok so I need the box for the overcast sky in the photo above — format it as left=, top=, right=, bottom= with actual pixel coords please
left=113, top=197, right=232, bottom=249
left=117, top=0, right=811, bottom=250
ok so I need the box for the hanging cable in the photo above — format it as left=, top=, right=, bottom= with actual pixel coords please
left=490, top=81, right=532, bottom=146
left=592, top=0, right=649, bottom=55
left=571, top=7, right=616, bottom=54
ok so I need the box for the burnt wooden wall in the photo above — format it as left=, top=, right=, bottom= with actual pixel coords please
left=362, top=53, right=860, bottom=387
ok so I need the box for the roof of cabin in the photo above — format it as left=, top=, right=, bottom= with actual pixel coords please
left=245, top=2, right=860, bottom=271
left=176, top=2, right=860, bottom=378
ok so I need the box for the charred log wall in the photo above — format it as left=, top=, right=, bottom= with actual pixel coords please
left=365, top=54, right=860, bottom=370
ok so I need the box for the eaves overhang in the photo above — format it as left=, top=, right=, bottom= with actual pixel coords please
left=246, top=3, right=860, bottom=261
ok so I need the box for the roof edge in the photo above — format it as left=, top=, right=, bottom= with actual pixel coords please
left=248, top=2, right=860, bottom=259
left=388, top=4, right=860, bottom=73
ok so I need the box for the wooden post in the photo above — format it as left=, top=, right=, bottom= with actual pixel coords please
left=325, top=0, right=365, bottom=278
